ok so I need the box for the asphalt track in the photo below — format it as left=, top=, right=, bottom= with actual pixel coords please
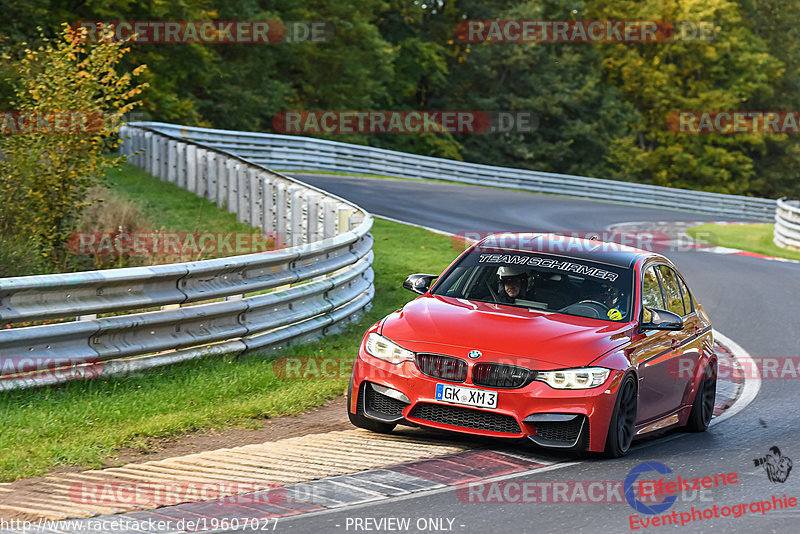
left=251, top=174, right=799, bottom=533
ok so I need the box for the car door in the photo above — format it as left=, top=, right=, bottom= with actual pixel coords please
left=633, top=264, right=677, bottom=423
left=655, top=264, right=699, bottom=408
left=657, top=264, right=709, bottom=409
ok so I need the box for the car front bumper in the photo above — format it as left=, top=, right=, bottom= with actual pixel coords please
left=350, top=349, right=626, bottom=452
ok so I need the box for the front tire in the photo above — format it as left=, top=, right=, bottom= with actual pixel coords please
left=347, top=380, right=396, bottom=434
left=603, top=374, right=637, bottom=458
left=685, top=361, right=717, bottom=432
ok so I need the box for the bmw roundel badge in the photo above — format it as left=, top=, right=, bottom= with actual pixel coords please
left=467, top=350, right=482, bottom=359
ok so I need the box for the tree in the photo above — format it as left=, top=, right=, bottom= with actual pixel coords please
left=588, top=0, right=783, bottom=195
left=440, top=0, right=640, bottom=178
left=734, top=0, right=800, bottom=198
left=0, top=24, right=147, bottom=269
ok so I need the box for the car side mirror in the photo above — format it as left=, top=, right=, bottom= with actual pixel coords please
left=403, top=273, right=437, bottom=295
left=641, top=307, right=684, bottom=331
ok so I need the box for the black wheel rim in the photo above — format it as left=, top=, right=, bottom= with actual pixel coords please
left=617, top=378, right=637, bottom=451
left=700, top=369, right=717, bottom=426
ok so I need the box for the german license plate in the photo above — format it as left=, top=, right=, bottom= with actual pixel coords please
left=435, top=383, right=497, bottom=409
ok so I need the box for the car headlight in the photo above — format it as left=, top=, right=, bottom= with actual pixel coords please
left=364, top=333, right=415, bottom=365
left=535, top=367, right=610, bottom=389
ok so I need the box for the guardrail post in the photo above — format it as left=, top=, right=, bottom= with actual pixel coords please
left=306, top=193, right=321, bottom=244
left=186, top=144, right=197, bottom=192
left=225, top=159, right=237, bottom=212
left=237, top=164, right=249, bottom=223
left=337, top=207, right=353, bottom=233
left=275, top=181, right=288, bottom=245
left=176, top=142, right=187, bottom=187
left=195, top=148, right=208, bottom=197
left=217, top=155, right=228, bottom=208
left=140, top=130, right=149, bottom=168
left=206, top=152, right=217, bottom=203
left=158, top=135, right=169, bottom=180
left=322, top=199, right=337, bottom=238
left=130, top=129, right=140, bottom=165
left=261, top=178, right=275, bottom=237
left=167, top=139, right=178, bottom=183
left=290, top=186, right=305, bottom=247
left=149, top=132, right=159, bottom=177
left=249, top=170, right=261, bottom=229
left=128, top=128, right=136, bottom=163
left=119, top=126, right=130, bottom=156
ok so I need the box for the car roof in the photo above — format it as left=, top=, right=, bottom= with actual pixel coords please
left=475, top=232, right=659, bottom=269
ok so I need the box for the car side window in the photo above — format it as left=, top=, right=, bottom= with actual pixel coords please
left=676, top=274, right=694, bottom=314
left=656, top=265, right=686, bottom=316
left=439, top=267, right=469, bottom=296
left=641, top=266, right=664, bottom=322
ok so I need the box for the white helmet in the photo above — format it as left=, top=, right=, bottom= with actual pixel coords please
left=497, top=265, right=526, bottom=279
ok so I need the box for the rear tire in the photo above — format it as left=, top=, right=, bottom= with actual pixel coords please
left=602, top=374, right=637, bottom=458
left=347, top=380, right=396, bottom=434
left=685, top=361, right=716, bottom=432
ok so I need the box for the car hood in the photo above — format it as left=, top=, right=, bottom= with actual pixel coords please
left=380, top=295, right=632, bottom=368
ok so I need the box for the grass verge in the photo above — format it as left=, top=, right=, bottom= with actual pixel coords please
left=0, top=217, right=459, bottom=482
left=105, top=164, right=256, bottom=235
left=688, top=223, right=800, bottom=262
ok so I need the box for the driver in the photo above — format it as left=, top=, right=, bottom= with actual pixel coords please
left=586, top=281, right=625, bottom=320
left=497, top=266, right=529, bottom=303
left=595, top=282, right=621, bottom=309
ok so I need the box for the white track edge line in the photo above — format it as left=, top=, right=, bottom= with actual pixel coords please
left=709, top=330, right=761, bottom=427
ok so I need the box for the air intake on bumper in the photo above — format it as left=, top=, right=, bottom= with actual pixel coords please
left=524, top=414, right=587, bottom=448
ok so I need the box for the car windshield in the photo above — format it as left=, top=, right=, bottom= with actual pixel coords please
left=431, top=248, right=634, bottom=322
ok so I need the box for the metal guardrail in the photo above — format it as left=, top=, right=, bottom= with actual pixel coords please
left=0, top=126, right=374, bottom=390
left=137, top=121, right=778, bottom=222
left=774, top=198, right=800, bottom=251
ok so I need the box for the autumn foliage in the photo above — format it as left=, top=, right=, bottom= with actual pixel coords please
left=0, top=24, right=147, bottom=270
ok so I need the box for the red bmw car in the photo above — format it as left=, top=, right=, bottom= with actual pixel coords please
left=348, top=233, right=717, bottom=457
